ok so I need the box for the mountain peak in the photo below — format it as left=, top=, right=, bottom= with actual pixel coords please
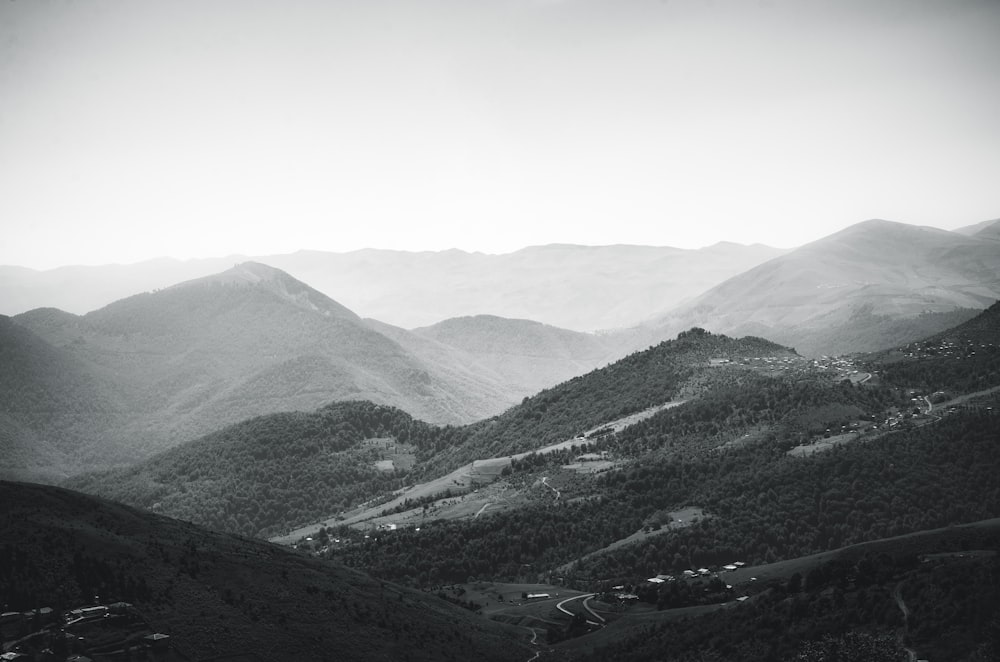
left=171, top=262, right=360, bottom=321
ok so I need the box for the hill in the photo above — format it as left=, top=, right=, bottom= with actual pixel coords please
left=0, top=480, right=529, bottom=662
left=7, top=263, right=521, bottom=475
left=641, top=219, right=1000, bottom=356
left=63, top=402, right=459, bottom=539
left=865, top=300, right=1000, bottom=394
left=63, top=329, right=801, bottom=542
left=0, top=243, right=786, bottom=330
left=0, top=315, right=125, bottom=482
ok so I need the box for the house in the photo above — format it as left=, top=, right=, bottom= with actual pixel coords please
left=525, top=593, right=550, bottom=600
left=722, top=564, right=738, bottom=572
left=646, top=577, right=665, bottom=584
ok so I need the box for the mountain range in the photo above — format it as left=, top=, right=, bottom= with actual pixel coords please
left=3, top=218, right=999, bottom=482
left=642, top=219, right=1000, bottom=356
left=0, top=242, right=787, bottom=331
left=3, top=246, right=1000, bottom=660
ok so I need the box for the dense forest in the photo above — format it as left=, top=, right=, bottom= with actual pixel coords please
left=64, top=401, right=469, bottom=538
left=329, top=408, right=1000, bottom=589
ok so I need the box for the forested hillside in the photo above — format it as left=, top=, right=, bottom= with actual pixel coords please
left=422, top=329, right=796, bottom=472
left=866, top=300, right=1000, bottom=393
left=0, top=481, right=528, bottom=662
left=64, top=330, right=797, bottom=537
left=330, top=388, right=997, bottom=586
left=64, top=402, right=464, bottom=538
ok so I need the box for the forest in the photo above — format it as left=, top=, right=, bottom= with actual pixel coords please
left=328, top=408, right=1000, bottom=590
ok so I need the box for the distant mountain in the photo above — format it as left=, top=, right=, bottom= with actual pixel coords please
left=0, top=480, right=528, bottom=662
left=641, top=219, right=1000, bottom=356
left=0, top=243, right=786, bottom=330
left=953, top=217, right=1000, bottom=237
left=7, top=263, right=525, bottom=476
left=410, top=315, right=616, bottom=395
left=0, top=256, right=239, bottom=318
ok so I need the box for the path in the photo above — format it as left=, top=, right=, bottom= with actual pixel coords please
left=523, top=626, right=542, bottom=662
left=541, top=476, right=560, bottom=501
left=893, top=582, right=918, bottom=662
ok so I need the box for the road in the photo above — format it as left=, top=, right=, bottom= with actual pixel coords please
left=555, top=593, right=604, bottom=625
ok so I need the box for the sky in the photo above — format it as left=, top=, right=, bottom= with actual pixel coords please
left=1, top=0, right=999, bottom=270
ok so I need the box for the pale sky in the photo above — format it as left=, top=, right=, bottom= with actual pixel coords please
left=1, top=0, right=999, bottom=269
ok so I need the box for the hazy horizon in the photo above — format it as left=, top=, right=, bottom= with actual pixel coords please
left=2, top=0, right=999, bottom=270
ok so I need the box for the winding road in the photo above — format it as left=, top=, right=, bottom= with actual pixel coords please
left=555, top=593, right=605, bottom=625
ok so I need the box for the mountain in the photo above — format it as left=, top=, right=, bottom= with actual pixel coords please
left=6, top=263, right=525, bottom=476
left=0, top=243, right=787, bottom=330
left=641, top=219, right=1000, bottom=356
left=0, top=256, right=239, bottom=319
left=953, top=217, right=1000, bottom=237
left=0, top=316, right=124, bottom=483
left=410, top=315, right=616, bottom=396
left=0, top=480, right=529, bottom=662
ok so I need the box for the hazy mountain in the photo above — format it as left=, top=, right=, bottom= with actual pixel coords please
left=953, top=217, right=1000, bottom=237
left=0, top=256, right=240, bottom=318
left=410, top=315, right=616, bottom=395
left=0, top=480, right=528, bottom=662
left=640, top=219, right=1000, bottom=356
left=0, top=243, right=786, bottom=330
left=7, top=263, right=525, bottom=476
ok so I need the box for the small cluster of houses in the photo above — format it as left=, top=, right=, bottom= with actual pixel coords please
left=645, top=561, right=746, bottom=585
left=901, top=338, right=997, bottom=361
left=1, top=602, right=171, bottom=662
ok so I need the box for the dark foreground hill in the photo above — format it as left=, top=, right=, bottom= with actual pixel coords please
left=0, top=481, right=529, bottom=662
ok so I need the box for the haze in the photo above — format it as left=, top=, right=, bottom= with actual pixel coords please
left=1, top=0, right=999, bottom=269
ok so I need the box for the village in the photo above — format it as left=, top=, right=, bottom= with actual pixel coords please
left=1, top=602, right=176, bottom=662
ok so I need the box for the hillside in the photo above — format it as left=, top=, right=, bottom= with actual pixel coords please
left=63, top=329, right=803, bottom=542
left=8, top=263, right=520, bottom=475
left=865, top=300, right=1000, bottom=394
left=63, top=402, right=460, bottom=539
left=0, top=315, right=124, bottom=482
left=0, top=243, right=786, bottom=330
left=0, top=481, right=529, bottom=662
left=642, top=219, right=1000, bottom=356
